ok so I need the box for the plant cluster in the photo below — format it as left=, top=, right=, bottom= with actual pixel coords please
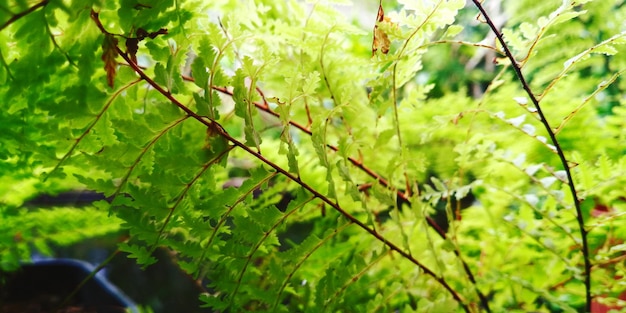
left=1, top=0, right=626, bottom=312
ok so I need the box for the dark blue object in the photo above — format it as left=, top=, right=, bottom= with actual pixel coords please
left=2, top=258, right=137, bottom=313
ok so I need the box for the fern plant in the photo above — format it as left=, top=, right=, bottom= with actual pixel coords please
left=2, top=0, right=626, bottom=312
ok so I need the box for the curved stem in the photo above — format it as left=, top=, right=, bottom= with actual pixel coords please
left=151, top=145, right=235, bottom=253
left=56, top=248, right=121, bottom=311
left=127, top=51, right=469, bottom=311
left=44, top=79, right=142, bottom=181
left=0, top=0, right=49, bottom=32
left=386, top=1, right=492, bottom=309
left=471, top=1, right=591, bottom=311
left=91, top=10, right=472, bottom=310
left=208, top=83, right=453, bottom=238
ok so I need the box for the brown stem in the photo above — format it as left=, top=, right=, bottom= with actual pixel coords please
left=204, top=84, right=450, bottom=237
left=90, top=10, right=469, bottom=310
left=0, top=0, right=49, bottom=32
left=183, top=54, right=490, bottom=311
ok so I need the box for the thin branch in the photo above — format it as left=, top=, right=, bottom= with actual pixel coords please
left=390, top=0, right=444, bottom=166
left=208, top=84, right=450, bottom=237
left=184, top=54, right=491, bottom=312
left=56, top=248, right=121, bottom=311
left=197, top=172, right=278, bottom=281
left=151, top=145, right=236, bottom=253
left=109, top=115, right=190, bottom=200
left=319, top=25, right=364, bottom=165
left=426, top=39, right=503, bottom=55
left=44, top=18, right=76, bottom=67
left=273, top=221, right=352, bottom=310
left=0, top=0, right=49, bottom=32
left=127, top=52, right=470, bottom=312
left=324, top=249, right=391, bottom=310
left=555, top=69, right=626, bottom=135
left=90, top=10, right=469, bottom=310
left=231, top=195, right=316, bottom=307
left=471, top=1, right=591, bottom=311
left=0, top=48, right=14, bottom=80
left=539, top=31, right=626, bottom=102
left=135, top=60, right=471, bottom=311
left=44, top=79, right=142, bottom=181
left=155, top=70, right=451, bottom=240
left=389, top=0, right=441, bottom=266
left=320, top=26, right=354, bottom=137
left=385, top=0, right=493, bottom=310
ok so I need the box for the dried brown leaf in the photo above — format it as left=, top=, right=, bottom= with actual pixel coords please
left=372, top=4, right=391, bottom=56
left=102, top=34, right=118, bottom=88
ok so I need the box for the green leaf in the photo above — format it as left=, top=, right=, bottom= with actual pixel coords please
left=4, top=1, right=626, bottom=311
left=193, top=92, right=211, bottom=116
left=119, top=242, right=158, bottom=268
left=154, top=62, right=169, bottom=90
left=232, top=68, right=261, bottom=149
left=191, top=57, right=209, bottom=89
left=166, top=53, right=186, bottom=94
left=232, top=69, right=248, bottom=119
left=301, top=71, right=320, bottom=95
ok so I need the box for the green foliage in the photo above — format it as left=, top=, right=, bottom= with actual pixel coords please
left=2, top=0, right=626, bottom=311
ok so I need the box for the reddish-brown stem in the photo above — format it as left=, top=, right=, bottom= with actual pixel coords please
left=90, top=10, right=469, bottom=310
left=303, top=97, right=313, bottom=127
left=121, top=25, right=487, bottom=312
left=175, top=74, right=432, bottom=228
left=200, top=83, right=450, bottom=237
left=132, top=57, right=469, bottom=311
left=187, top=54, right=487, bottom=311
